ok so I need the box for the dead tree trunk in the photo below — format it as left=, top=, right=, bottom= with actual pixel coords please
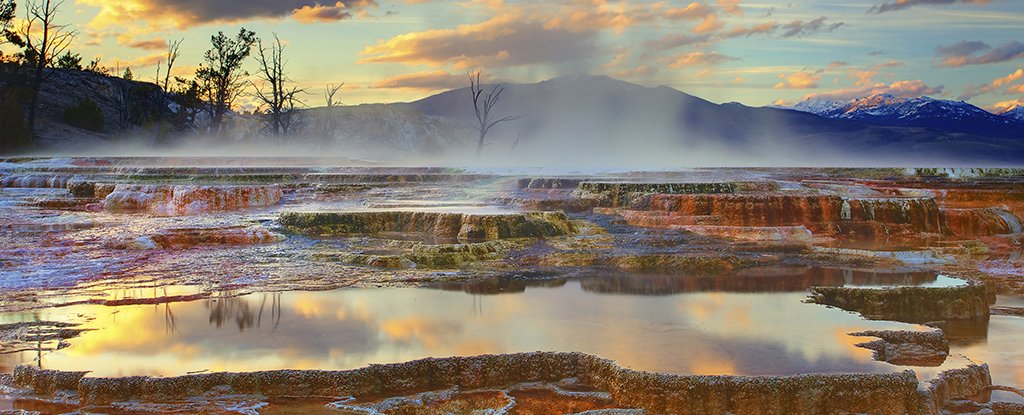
left=468, top=70, right=522, bottom=158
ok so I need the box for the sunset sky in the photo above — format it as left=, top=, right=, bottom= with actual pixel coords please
left=17, top=0, right=1024, bottom=110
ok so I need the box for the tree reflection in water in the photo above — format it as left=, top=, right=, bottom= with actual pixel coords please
left=204, top=292, right=282, bottom=331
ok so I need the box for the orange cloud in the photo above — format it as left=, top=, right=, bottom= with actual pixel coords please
left=694, top=14, right=725, bottom=34
left=774, top=71, right=822, bottom=89
left=359, top=12, right=597, bottom=68
left=78, top=0, right=378, bottom=30
left=667, top=51, right=735, bottom=68
left=716, top=0, right=742, bottom=15
left=664, top=2, right=714, bottom=20
left=369, top=70, right=467, bottom=90
left=293, top=1, right=375, bottom=23
left=990, top=99, right=1024, bottom=113
left=544, top=0, right=660, bottom=34
left=959, top=67, right=1024, bottom=100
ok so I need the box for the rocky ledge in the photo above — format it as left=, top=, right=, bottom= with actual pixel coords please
left=851, top=329, right=950, bottom=366
left=11, top=351, right=991, bottom=415
left=808, top=281, right=990, bottom=322
left=279, top=211, right=577, bottom=241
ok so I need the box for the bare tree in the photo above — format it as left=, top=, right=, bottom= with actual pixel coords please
left=317, top=82, right=343, bottom=148
left=196, top=28, right=256, bottom=134
left=468, top=70, right=522, bottom=157
left=20, top=0, right=77, bottom=133
left=324, top=82, right=343, bottom=108
left=252, top=33, right=303, bottom=136
left=154, top=38, right=182, bottom=93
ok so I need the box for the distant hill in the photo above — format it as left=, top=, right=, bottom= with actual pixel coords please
left=792, top=94, right=1024, bottom=138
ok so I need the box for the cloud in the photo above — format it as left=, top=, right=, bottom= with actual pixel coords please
left=667, top=51, right=736, bottom=68
left=936, top=40, right=1024, bottom=67
left=120, top=37, right=166, bottom=51
left=78, top=0, right=378, bottom=29
left=694, top=14, right=725, bottom=34
left=293, top=1, right=375, bottom=23
left=716, top=0, right=743, bottom=16
left=613, top=64, right=658, bottom=78
left=959, top=67, right=1024, bottom=100
left=664, top=2, right=715, bottom=20
left=826, top=61, right=849, bottom=70
left=868, top=0, right=990, bottom=14
left=720, top=22, right=779, bottom=38
left=989, top=99, right=1024, bottom=113
left=359, top=12, right=598, bottom=68
left=544, top=0, right=661, bottom=34
left=774, top=71, right=822, bottom=89
left=642, top=33, right=713, bottom=53
left=780, top=17, right=844, bottom=38
left=802, top=80, right=944, bottom=101
left=846, top=60, right=903, bottom=86
left=368, top=70, right=467, bottom=90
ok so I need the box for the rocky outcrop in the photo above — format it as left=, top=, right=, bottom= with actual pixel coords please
left=577, top=181, right=771, bottom=207
left=102, top=184, right=283, bottom=215
left=942, top=207, right=1022, bottom=237
left=0, top=174, right=105, bottom=197
left=279, top=211, right=576, bottom=240
left=13, top=352, right=955, bottom=414
left=921, top=364, right=993, bottom=414
left=315, top=240, right=513, bottom=269
left=603, top=193, right=949, bottom=240
left=672, top=225, right=813, bottom=247
left=808, top=282, right=989, bottom=322
left=851, top=330, right=950, bottom=366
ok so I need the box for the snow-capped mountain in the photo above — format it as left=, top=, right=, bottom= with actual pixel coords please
left=791, top=94, right=1024, bottom=137
left=1001, top=106, right=1024, bottom=122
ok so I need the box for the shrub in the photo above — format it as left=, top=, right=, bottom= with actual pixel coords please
left=63, top=98, right=104, bottom=132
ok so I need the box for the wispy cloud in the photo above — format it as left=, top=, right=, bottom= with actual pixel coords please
left=959, top=67, right=1024, bottom=100
left=936, top=40, right=1024, bottom=67
left=868, top=0, right=990, bottom=14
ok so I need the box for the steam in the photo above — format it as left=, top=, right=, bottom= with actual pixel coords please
left=14, top=75, right=1018, bottom=169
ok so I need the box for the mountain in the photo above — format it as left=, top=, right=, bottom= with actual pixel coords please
left=1000, top=106, right=1024, bottom=122
left=386, top=75, right=1023, bottom=164
left=792, top=94, right=1024, bottom=137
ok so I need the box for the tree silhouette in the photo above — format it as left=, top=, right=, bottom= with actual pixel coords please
left=468, top=70, right=523, bottom=157
left=252, top=33, right=304, bottom=136
left=20, top=0, right=76, bottom=134
left=196, top=28, right=257, bottom=134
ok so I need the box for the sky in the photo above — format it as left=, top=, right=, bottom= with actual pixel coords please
left=10, top=0, right=1024, bottom=111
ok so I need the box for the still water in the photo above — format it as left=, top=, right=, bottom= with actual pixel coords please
left=0, top=270, right=966, bottom=378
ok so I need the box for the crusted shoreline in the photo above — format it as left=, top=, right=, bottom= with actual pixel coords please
left=11, top=351, right=991, bottom=415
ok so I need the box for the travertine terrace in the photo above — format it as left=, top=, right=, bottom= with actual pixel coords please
left=1, top=159, right=1023, bottom=414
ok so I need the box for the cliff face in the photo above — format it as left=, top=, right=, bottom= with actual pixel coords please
left=0, top=66, right=178, bottom=150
